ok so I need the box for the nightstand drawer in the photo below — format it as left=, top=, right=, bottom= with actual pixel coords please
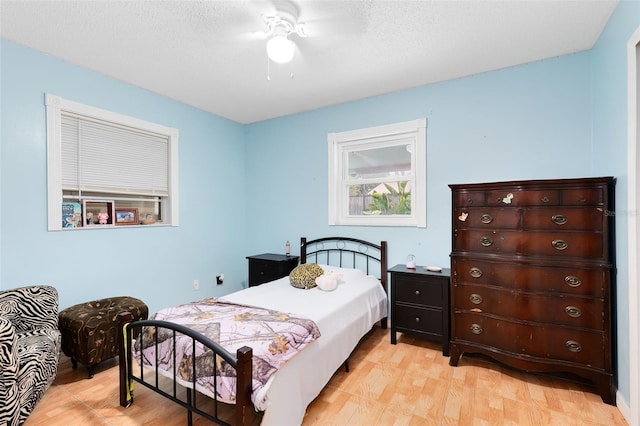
left=247, top=253, right=299, bottom=287
left=394, top=276, right=445, bottom=307
left=394, top=304, right=443, bottom=335
left=249, top=259, right=281, bottom=283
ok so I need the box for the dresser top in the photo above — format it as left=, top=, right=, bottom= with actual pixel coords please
left=449, top=176, right=614, bottom=190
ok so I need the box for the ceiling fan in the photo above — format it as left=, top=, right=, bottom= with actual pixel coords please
left=261, top=1, right=307, bottom=64
left=239, top=0, right=366, bottom=74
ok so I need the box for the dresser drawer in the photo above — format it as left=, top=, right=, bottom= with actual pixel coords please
left=394, top=304, right=443, bottom=335
left=453, top=189, right=560, bottom=207
left=454, top=284, right=604, bottom=330
left=560, top=188, right=605, bottom=206
left=453, top=313, right=606, bottom=368
left=454, top=229, right=605, bottom=259
left=452, top=256, right=607, bottom=298
left=485, top=189, right=560, bottom=206
left=522, top=207, right=604, bottom=231
left=454, top=206, right=604, bottom=232
left=454, top=207, right=520, bottom=229
left=452, top=189, right=560, bottom=207
left=394, top=275, right=445, bottom=306
left=454, top=187, right=604, bottom=208
left=454, top=191, right=487, bottom=207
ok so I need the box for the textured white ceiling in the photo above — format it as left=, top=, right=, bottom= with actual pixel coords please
left=0, top=0, right=618, bottom=124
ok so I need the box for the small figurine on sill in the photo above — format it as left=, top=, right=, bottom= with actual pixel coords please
left=97, top=212, right=109, bottom=224
left=86, top=212, right=93, bottom=225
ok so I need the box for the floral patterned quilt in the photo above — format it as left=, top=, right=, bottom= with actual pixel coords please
left=133, top=298, right=321, bottom=406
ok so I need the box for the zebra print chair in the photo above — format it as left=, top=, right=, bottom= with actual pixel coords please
left=0, top=285, right=61, bottom=426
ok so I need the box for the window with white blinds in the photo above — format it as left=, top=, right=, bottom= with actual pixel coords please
left=61, top=114, right=169, bottom=196
left=46, top=94, right=179, bottom=230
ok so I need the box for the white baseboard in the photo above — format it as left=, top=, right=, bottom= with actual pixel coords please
left=616, top=389, right=632, bottom=424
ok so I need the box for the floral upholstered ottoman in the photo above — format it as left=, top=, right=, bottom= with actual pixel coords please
left=58, top=296, right=148, bottom=378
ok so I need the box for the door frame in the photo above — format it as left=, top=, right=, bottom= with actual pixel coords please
left=626, top=24, right=640, bottom=426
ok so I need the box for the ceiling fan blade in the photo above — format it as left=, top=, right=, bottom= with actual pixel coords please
left=234, top=30, right=269, bottom=41
left=296, top=2, right=372, bottom=38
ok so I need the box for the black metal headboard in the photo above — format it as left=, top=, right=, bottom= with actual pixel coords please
left=300, top=237, right=388, bottom=293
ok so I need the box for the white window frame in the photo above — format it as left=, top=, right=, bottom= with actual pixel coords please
left=45, top=94, right=179, bottom=231
left=328, top=118, right=427, bottom=227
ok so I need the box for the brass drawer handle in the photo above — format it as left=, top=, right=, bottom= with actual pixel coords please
left=565, top=275, right=582, bottom=287
left=552, top=239, right=568, bottom=250
left=415, top=317, right=421, bottom=323
left=541, top=196, right=550, bottom=203
left=565, top=306, right=582, bottom=318
left=565, top=340, right=582, bottom=353
left=470, top=324, right=483, bottom=335
left=552, top=214, right=568, bottom=225
left=470, top=294, right=483, bottom=305
left=480, top=236, right=493, bottom=247
left=480, top=214, right=493, bottom=224
left=469, top=267, right=483, bottom=278
left=415, top=290, right=420, bottom=296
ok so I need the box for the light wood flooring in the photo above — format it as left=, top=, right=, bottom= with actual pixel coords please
left=26, top=326, right=627, bottom=425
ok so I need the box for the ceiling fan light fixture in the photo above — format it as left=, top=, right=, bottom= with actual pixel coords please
left=266, top=34, right=295, bottom=64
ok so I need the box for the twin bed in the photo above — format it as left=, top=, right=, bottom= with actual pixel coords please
left=117, top=237, right=388, bottom=425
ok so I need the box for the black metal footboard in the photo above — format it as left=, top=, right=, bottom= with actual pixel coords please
left=117, top=312, right=254, bottom=426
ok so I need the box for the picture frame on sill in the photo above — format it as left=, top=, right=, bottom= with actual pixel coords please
left=62, top=202, right=82, bottom=228
left=115, top=208, right=139, bottom=226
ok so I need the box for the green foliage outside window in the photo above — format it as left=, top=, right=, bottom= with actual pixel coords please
left=365, top=181, right=411, bottom=215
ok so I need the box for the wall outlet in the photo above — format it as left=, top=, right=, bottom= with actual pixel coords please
left=216, top=274, right=224, bottom=285
left=193, top=279, right=200, bottom=290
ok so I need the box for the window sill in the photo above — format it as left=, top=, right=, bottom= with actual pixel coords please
left=59, top=222, right=173, bottom=230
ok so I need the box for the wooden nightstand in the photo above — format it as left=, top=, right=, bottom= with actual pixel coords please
left=389, top=264, right=451, bottom=355
left=246, top=253, right=300, bottom=287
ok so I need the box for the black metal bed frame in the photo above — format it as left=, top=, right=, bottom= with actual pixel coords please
left=301, top=236, right=388, bottom=300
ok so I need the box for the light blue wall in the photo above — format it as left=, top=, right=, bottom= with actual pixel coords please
left=0, top=40, right=248, bottom=314
left=245, top=51, right=594, bottom=268
left=591, top=0, right=640, bottom=409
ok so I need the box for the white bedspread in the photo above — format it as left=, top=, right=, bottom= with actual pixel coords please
left=220, top=264, right=388, bottom=425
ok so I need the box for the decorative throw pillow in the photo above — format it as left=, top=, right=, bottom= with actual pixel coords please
left=289, top=263, right=324, bottom=289
left=315, top=273, right=338, bottom=291
left=316, top=270, right=344, bottom=291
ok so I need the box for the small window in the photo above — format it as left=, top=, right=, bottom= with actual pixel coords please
left=328, top=119, right=427, bottom=227
left=46, top=94, right=179, bottom=230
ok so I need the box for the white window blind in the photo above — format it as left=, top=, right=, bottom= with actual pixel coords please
left=61, top=114, right=169, bottom=196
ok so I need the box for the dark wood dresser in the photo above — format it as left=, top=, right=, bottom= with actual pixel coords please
left=246, top=253, right=299, bottom=287
left=449, top=177, right=616, bottom=404
left=389, top=264, right=451, bottom=355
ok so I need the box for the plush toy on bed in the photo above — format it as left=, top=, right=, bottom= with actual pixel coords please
left=315, top=270, right=344, bottom=291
